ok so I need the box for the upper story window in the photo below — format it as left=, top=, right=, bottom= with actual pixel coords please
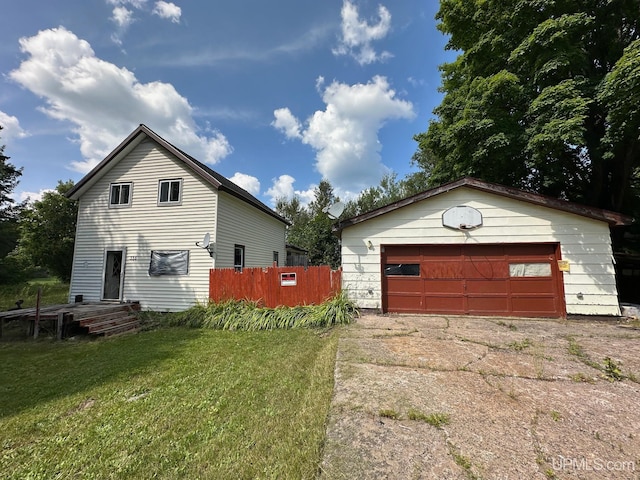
left=109, top=182, right=132, bottom=208
left=158, top=179, right=182, bottom=205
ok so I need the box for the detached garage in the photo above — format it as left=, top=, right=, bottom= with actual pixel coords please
left=336, top=178, right=631, bottom=318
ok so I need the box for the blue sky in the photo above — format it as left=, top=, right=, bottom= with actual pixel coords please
left=1, top=0, right=454, bottom=206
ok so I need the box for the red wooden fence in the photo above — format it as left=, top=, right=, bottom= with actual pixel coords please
left=209, top=266, right=342, bottom=308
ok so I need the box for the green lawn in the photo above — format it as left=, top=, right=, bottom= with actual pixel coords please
left=0, top=327, right=339, bottom=479
left=0, top=280, right=70, bottom=311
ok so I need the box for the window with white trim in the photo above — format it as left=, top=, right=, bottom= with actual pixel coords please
left=158, top=179, right=182, bottom=205
left=234, top=245, right=245, bottom=272
left=109, top=182, right=132, bottom=207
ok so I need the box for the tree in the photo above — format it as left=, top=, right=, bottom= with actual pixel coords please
left=414, top=0, right=640, bottom=215
left=275, top=180, right=341, bottom=269
left=19, top=180, right=78, bottom=282
left=0, top=125, right=26, bottom=283
left=343, top=172, right=430, bottom=218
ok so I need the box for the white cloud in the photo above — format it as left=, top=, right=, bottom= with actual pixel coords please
left=106, top=0, right=147, bottom=8
left=9, top=27, right=232, bottom=173
left=266, top=175, right=315, bottom=206
left=333, top=0, right=392, bottom=65
left=229, top=172, right=260, bottom=196
left=272, top=108, right=302, bottom=139
left=153, top=1, right=181, bottom=23
left=111, top=6, right=134, bottom=28
left=273, top=76, right=414, bottom=196
left=0, top=111, right=29, bottom=143
left=19, top=188, right=54, bottom=204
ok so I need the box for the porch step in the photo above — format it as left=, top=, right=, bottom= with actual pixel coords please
left=77, top=305, right=141, bottom=337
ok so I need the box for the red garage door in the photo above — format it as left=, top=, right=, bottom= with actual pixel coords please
left=382, top=244, right=565, bottom=318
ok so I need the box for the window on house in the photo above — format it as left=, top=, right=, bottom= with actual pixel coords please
left=273, top=251, right=279, bottom=266
left=149, top=250, right=189, bottom=276
left=509, top=263, right=552, bottom=277
left=158, top=179, right=182, bottom=205
left=109, top=182, right=132, bottom=207
left=384, top=264, right=420, bottom=276
left=234, top=245, right=245, bottom=272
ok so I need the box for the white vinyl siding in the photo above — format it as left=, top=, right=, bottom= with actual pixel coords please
left=69, top=138, right=216, bottom=311
left=215, top=191, right=286, bottom=270
left=341, top=187, right=621, bottom=316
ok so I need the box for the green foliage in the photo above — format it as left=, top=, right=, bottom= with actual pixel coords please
left=407, top=409, right=451, bottom=428
left=0, top=328, right=338, bottom=479
left=0, top=125, right=25, bottom=284
left=415, top=0, right=640, bottom=216
left=276, top=180, right=341, bottom=268
left=603, top=357, right=623, bottom=381
left=0, top=281, right=70, bottom=311
left=19, top=180, right=78, bottom=282
left=343, top=172, right=429, bottom=217
left=166, top=291, right=358, bottom=331
left=379, top=409, right=400, bottom=419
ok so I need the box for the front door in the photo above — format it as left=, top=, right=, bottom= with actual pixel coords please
left=103, top=250, right=124, bottom=300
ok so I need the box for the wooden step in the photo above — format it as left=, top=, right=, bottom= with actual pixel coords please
left=89, top=316, right=140, bottom=336
left=85, top=314, right=139, bottom=334
left=79, top=310, right=132, bottom=328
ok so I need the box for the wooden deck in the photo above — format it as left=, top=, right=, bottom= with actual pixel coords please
left=0, top=301, right=141, bottom=339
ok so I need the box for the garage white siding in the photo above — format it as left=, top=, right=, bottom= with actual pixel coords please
left=69, top=138, right=217, bottom=311
left=341, top=187, right=621, bottom=316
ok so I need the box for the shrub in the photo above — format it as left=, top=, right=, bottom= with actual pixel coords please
left=166, top=291, right=358, bottom=331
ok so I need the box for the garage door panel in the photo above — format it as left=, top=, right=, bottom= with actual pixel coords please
left=423, top=262, right=464, bottom=279
left=468, top=296, right=510, bottom=313
left=425, top=296, right=464, bottom=313
left=466, top=279, right=508, bottom=294
left=420, top=245, right=462, bottom=258
left=424, top=279, right=464, bottom=294
left=382, top=243, right=564, bottom=318
left=510, top=278, right=556, bottom=294
left=511, top=296, right=558, bottom=315
left=386, top=294, right=422, bottom=312
left=386, top=277, right=422, bottom=293
left=507, top=244, right=555, bottom=256
left=463, top=261, right=508, bottom=279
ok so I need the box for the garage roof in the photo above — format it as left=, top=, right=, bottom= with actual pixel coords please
left=335, top=177, right=633, bottom=232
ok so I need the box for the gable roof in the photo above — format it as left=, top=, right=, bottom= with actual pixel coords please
left=335, top=177, right=633, bottom=232
left=66, top=124, right=288, bottom=225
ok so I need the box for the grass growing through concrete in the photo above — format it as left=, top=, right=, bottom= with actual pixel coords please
left=0, top=327, right=339, bottom=479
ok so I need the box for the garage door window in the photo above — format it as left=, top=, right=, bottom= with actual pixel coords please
left=509, top=263, right=552, bottom=277
left=384, top=264, right=420, bottom=276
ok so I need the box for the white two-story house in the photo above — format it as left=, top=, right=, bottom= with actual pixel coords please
left=66, top=124, right=288, bottom=311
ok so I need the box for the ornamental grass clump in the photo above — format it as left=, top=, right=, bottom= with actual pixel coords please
left=168, top=291, right=357, bottom=330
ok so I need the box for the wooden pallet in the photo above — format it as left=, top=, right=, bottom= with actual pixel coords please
left=0, top=302, right=141, bottom=339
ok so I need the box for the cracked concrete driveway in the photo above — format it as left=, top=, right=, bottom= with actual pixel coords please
left=320, top=314, right=640, bottom=480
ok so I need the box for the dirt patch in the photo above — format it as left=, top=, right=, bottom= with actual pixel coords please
left=320, top=315, right=640, bottom=479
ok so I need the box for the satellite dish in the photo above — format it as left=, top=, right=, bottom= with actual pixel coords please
left=196, top=232, right=210, bottom=248
left=323, top=202, right=345, bottom=220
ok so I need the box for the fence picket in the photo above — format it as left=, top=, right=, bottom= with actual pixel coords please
left=209, top=266, right=342, bottom=307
